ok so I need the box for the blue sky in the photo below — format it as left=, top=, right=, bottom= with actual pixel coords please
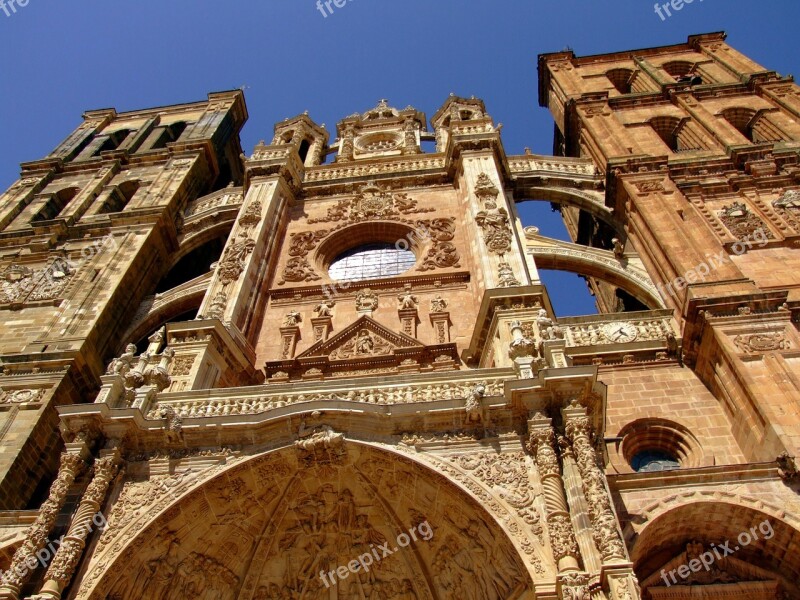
left=1, top=0, right=798, bottom=316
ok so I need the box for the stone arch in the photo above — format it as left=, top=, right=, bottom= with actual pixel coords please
left=525, top=230, right=665, bottom=309
left=631, top=497, right=800, bottom=598
left=514, top=185, right=624, bottom=237
left=78, top=441, right=536, bottom=600
left=120, top=270, right=210, bottom=349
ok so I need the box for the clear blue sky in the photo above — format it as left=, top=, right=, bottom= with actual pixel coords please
left=1, top=0, right=798, bottom=316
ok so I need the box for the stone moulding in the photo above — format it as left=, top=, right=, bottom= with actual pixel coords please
left=142, top=373, right=514, bottom=420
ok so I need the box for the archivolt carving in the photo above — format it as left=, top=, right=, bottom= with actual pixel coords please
left=83, top=443, right=533, bottom=600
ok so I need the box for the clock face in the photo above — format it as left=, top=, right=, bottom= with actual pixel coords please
left=603, top=322, right=638, bottom=343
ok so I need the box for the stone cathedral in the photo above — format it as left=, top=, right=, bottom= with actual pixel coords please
left=0, top=30, right=798, bottom=600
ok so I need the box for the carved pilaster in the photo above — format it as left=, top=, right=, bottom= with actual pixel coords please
left=310, top=316, right=332, bottom=343
left=0, top=453, right=85, bottom=600
left=280, top=326, right=300, bottom=359
left=36, top=449, right=122, bottom=600
left=399, top=308, right=418, bottom=338
left=528, top=416, right=581, bottom=572
left=564, top=406, right=628, bottom=564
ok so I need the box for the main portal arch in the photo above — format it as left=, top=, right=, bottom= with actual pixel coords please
left=77, top=441, right=537, bottom=600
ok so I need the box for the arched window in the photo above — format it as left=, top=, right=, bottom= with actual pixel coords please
left=32, top=187, right=79, bottom=223
left=147, top=122, right=187, bottom=151
left=650, top=116, right=706, bottom=152
left=631, top=450, right=681, bottom=473
left=650, top=116, right=681, bottom=152
left=156, top=235, right=226, bottom=293
left=607, top=68, right=634, bottom=94
left=328, top=243, right=416, bottom=282
left=662, top=60, right=701, bottom=85
left=298, top=139, right=311, bottom=163
left=99, top=180, right=140, bottom=214
left=93, top=129, right=132, bottom=156
left=721, top=107, right=785, bottom=143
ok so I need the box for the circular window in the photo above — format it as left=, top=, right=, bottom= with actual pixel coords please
left=328, top=243, right=415, bottom=282
left=631, top=450, right=681, bottom=473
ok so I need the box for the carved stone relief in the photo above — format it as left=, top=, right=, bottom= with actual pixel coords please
left=475, top=208, right=514, bottom=255
left=717, top=202, right=774, bottom=240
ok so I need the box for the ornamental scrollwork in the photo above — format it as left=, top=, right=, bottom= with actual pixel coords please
left=475, top=207, right=514, bottom=255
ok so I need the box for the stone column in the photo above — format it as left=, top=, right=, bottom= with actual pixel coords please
left=35, top=449, right=122, bottom=600
left=0, top=452, right=85, bottom=600
left=563, top=405, right=627, bottom=564
left=527, top=414, right=581, bottom=573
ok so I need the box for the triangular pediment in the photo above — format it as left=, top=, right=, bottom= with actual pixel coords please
left=297, top=316, right=422, bottom=361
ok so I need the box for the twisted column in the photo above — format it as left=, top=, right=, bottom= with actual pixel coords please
left=564, top=410, right=627, bottom=563
left=528, top=416, right=581, bottom=573
left=0, top=453, right=84, bottom=600
left=35, top=449, right=121, bottom=600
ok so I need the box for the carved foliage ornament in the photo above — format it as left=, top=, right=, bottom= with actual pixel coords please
left=309, top=183, right=433, bottom=224
left=475, top=207, right=514, bottom=255
left=217, top=235, right=256, bottom=287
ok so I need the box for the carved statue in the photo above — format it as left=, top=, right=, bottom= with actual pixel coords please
left=430, top=295, right=448, bottom=313
left=397, top=291, right=418, bottom=310
left=283, top=311, right=302, bottom=327
left=314, top=299, right=335, bottom=317
left=105, top=343, right=137, bottom=376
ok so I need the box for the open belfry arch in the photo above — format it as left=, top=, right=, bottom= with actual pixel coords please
left=0, top=31, right=798, bottom=599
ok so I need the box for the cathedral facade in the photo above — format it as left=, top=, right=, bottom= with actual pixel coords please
left=0, top=31, right=797, bottom=599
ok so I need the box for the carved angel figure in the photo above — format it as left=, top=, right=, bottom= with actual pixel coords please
left=397, top=291, right=418, bottom=310
left=314, top=299, right=335, bottom=317
left=283, top=310, right=302, bottom=327
left=106, top=343, right=137, bottom=376
left=430, top=295, right=448, bottom=313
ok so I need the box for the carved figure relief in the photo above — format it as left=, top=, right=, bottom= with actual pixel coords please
left=330, top=329, right=393, bottom=360
left=430, top=295, right=448, bottom=313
